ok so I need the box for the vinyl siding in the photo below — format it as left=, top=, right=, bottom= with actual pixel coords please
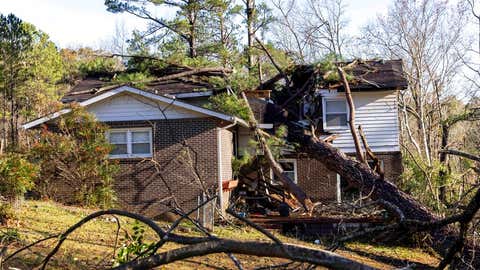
left=320, top=90, right=400, bottom=153
left=86, top=92, right=204, bottom=121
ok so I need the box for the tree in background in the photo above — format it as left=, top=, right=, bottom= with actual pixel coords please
left=0, top=14, right=33, bottom=151
left=360, top=0, right=471, bottom=210
left=105, top=0, right=244, bottom=62
left=0, top=13, right=65, bottom=151
left=270, top=0, right=350, bottom=63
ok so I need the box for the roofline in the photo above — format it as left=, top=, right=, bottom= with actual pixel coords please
left=173, top=91, right=213, bottom=98
left=22, top=86, right=248, bottom=129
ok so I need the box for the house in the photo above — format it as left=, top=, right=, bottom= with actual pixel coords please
left=23, top=59, right=407, bottom=218
left=23, top=79, right=246, bottom=218
left=236, top=60, right=407, bottom=203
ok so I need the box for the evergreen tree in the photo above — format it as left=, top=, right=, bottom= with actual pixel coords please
left=0, top=13, right=65, bottom=151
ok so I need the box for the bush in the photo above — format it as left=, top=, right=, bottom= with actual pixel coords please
left=0, top=203, right=16, bottom=224
left=0, top=153, right=38, bottom=200
left=30, top=106, right=119, bottom=208
left=114, top=222, right=155, bottom=266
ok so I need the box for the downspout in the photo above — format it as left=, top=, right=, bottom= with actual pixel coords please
left=217, top=118, right=238, bottom=213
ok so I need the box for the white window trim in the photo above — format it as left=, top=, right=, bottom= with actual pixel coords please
left=107, top=127, right=153, bottom=159
left=322, top=96, right=350, bottom=130
left=270, top=158, right=298, bottom=184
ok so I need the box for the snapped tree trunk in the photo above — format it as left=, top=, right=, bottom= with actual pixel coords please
left=337, top=66, right=365, bottom=164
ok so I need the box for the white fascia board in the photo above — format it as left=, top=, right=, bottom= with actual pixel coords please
left=22, top=108, right=71, bottom=129
left=174, top=91, right=213, bottom=98
left=258, top=123, right=273, bottom=129
left=22, top=86, right=242, bottom=129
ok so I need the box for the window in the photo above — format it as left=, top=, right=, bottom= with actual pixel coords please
left=271, top=159, right=297, bottom=185
left=107, top=128, right=152, bottom=158
left=323, top=97, right=348, bottom=129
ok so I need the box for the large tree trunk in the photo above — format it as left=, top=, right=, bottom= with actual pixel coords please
left=439, top=123, right=450, bottom=204
left=289, top=131, right=479, bottom=268
left=295, top=134, right=436, bottom=221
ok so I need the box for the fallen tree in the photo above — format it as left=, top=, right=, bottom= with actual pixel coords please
left=244, top=57, right=479, bottom=268
left=1, top=204, right=379, bottom=270
left=271, top=61, right=480, bottom=269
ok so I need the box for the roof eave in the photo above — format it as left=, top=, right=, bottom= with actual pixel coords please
left=22, top=86, right=244, bottom=130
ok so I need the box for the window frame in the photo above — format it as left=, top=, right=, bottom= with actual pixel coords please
left=322, top=97, right=349, bottom=130
left=107, top=127, right=153, bottom=159
left=271, top=158, right=298, bottom=185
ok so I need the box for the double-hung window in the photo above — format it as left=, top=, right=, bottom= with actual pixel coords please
left=271, top=159, right=298, bottom=185
left=107, top=128, right=152, bottom=158
left=323, top=97, right=349, bottom=129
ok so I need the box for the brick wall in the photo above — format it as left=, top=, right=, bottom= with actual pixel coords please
left=46, top=118, right=221, bottom=218
left=293, top=151, right=403, bottom=202
left=108, top=118, right=220, bottom=218
left=295, top=155, right=338, bottom=201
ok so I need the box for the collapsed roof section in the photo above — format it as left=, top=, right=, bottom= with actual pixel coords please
left=61, top=65, right=229, bottom=103
left=290, top=59, right=408, bottom=91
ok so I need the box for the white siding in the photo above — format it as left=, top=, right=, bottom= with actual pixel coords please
left=320, top=90, right=400, bottom=153
left=87, top=93, right=204, bottom=121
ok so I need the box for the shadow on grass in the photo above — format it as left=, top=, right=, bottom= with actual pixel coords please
left=343, top=246, right=436, bottom=270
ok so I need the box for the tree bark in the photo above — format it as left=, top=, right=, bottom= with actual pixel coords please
left=337, top=66, right=365, bottom=163
left=439, top=123, right=450, bottom=204
left=288, top=131, right=480, bottom=268
left=294, top=134, right=435, bottom=220
left=113, top=239, right=377, bottom=270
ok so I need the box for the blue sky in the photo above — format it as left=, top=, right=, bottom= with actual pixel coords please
left=0, top=0, right=390, bottom=48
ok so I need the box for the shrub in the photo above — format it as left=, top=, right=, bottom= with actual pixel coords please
left=0, top=203, right=16, bottom=224
left=0, top=228, right=20, bottom=242
left=114, top=222, right=155, bottom=266
left=0, top=153, right=38, bottom=200
left=30, top=106, right=119, bottom=208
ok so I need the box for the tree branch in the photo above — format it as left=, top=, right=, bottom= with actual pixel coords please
left=111, top=239, right=378, bottom=270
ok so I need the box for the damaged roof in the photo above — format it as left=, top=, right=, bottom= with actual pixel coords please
left=347, top=59, right=408, bottom=90
left=61, top=77, right=217, bottom=103
left=61, top=64, right=224, bottom=103
left=292, top=59, right=408, bottom=91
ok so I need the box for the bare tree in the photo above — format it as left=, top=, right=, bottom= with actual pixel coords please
left=111, top=20, right=130, bottom=56
left=360, top=0, right=469, bottom=207
left=270, top=0, right=350, bottom=62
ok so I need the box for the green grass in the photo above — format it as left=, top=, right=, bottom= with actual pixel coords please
left=0, top=200, right=440, bottom=269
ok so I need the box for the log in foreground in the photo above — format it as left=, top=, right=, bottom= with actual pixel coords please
left=112, top=239, right=377, bottom=270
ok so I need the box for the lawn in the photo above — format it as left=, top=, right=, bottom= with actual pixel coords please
left=0, top=200, right=440, bottom=269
